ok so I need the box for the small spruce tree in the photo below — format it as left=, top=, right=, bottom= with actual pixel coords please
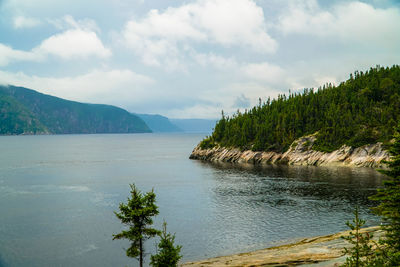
left=150, top=221, right=182, bottom=267
left=341, top=206, right=375, bottom=266
left=113, top=184, right=160, bottom=267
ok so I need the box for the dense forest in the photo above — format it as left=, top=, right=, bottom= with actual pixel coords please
left=200, top=65, right=400, bottom=152
left=0, top=85, right=151, bottom=134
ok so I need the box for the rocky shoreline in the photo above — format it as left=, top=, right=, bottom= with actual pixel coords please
left=181, top=226, right=382, bottom=267
left=190, top=134, right=390, bottom=168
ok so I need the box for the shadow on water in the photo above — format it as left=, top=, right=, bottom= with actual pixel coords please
left=186, top=161, right=385, bottom=255
left=0, top=253, right=6, bottom=267
left=196, top=161, right=385, bottom=211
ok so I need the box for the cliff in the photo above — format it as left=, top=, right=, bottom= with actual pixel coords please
left=190, top=134, right=390, bottom=168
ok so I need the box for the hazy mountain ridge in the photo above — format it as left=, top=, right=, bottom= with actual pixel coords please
left=135, top=114, right=218, bottom=133
left=135, top=113, right=182, bottom=132
left=170, top=118, right=217, bottom=133
left=0, top=85, right=151, bottom=135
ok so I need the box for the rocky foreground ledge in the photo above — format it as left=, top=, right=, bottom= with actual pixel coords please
left=182, top=227, right=382, bottom=267
left=190, top=135, right=390, bottom=168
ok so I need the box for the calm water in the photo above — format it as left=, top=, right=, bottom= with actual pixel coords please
left=0, top=134, right=385, bottom=266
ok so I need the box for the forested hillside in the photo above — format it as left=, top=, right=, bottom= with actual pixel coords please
left=0, top=85, right=151, bottom=134
left=201, top=65, right=400, bottom=152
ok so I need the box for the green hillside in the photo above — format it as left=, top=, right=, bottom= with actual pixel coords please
left=0, top=94, right=48, bottom=134
left=0, top=85, right=151, bottom=134
left=200, top=65, right=400, bottom=152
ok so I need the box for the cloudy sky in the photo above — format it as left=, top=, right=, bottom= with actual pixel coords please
left=0, top=0, right=399, bottom=118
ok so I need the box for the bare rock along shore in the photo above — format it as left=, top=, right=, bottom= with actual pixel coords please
left=181, top=227, right=382, bottom=267
left=190, top=134, right=390, bottom=168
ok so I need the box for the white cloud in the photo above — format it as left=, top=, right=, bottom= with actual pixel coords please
left=220, top=82, right=278, bottom=102
left=233, top=94, right=250, bottom=108
left=278, top=1, right=400, bottom=48
left=241, top=62, right=285, bottom=84
left=47, top=15, right=101, bottom=33
left=166, top=104, right=221, bottom=119
left=0, top=15, right=111, bottom=66
left=0, top=29, right=111, bottom=65
left=164, top=80, right=283, bottom=118
left=0, top=44, right=42, bottom=66
left=122, top=0, right=276, bottom=68
left=3, top=1, right=399, bottom=119
left=193, top=52, right=238, bottom=70
left=0, top=69, right=154, bottom=107
left=13, top=15, right=41, bottom=29
left=192, top=0, right=275, bottom=52
left=36, top=29, right=111, bottom=59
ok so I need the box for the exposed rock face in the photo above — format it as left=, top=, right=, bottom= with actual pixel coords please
left=181, top=227, right=382, bottom=267
left=190, top=134, right=390, bottom=168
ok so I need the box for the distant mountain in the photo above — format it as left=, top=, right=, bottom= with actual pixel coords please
left=136, top=113, right=182, bottom=132
left=0, top=85, right=151, bottom=135
left=170, top=119, right=217, bottom=133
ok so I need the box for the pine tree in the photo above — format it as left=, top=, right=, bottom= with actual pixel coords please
left=150, top=222, right=182, bottom=267
left=113, top=184, right=160, bottom=267
left=370, top=124, right=400, bottom=265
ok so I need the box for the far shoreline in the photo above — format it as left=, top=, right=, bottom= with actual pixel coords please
left=190, top=133, right=390, bottom=169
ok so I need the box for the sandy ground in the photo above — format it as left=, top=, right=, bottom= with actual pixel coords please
left=181, top=227, right=381, bottom=267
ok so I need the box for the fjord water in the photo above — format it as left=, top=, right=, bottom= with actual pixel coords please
left=0, top=134, right=384, bottom=266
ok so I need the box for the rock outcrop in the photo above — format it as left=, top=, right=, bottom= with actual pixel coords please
left=190, top=134, right=390, bottom=168
left=182, top=226, right=382, bottom=267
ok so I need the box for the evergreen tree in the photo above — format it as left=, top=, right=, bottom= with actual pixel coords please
left=370, top=124, right=400, bottom=265
left=113, top=184, right=160, bottom=267
left=341, top=207, right=375, bottom=266
left=344, top=124, right=400, bottom=266
left=150, top=222, right=182, bottom=267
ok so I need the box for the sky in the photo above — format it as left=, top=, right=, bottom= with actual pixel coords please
left=0, top=0, right=399, bottom=119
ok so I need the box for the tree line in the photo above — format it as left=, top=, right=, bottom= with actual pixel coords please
left=201, top=65, right=400, bottom=152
